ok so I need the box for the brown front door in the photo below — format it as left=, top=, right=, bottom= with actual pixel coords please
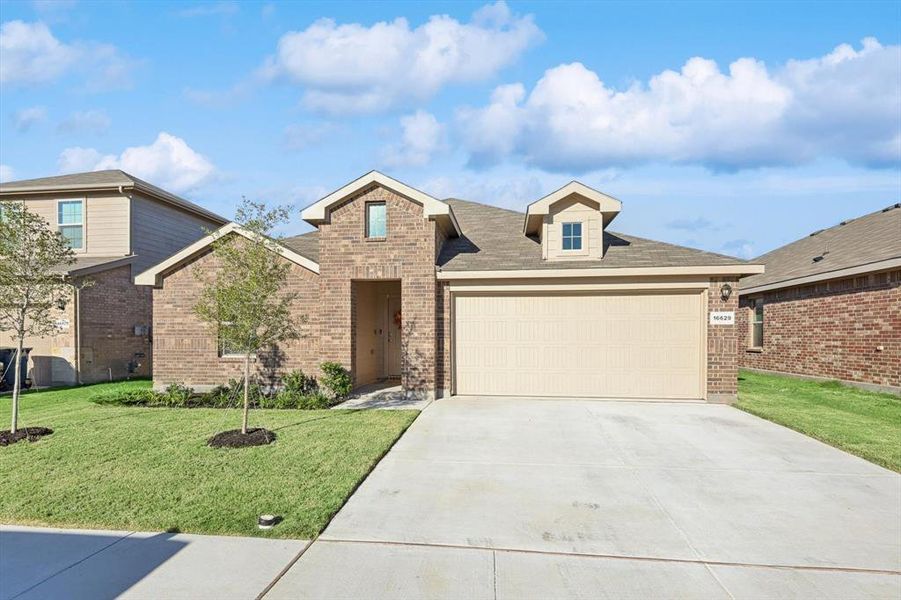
left=384, top=295, right=402, bottom=378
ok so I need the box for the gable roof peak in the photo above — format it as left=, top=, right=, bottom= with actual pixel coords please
left=523, top=181, right=622, bottom=236
left=300, top=171, right=460, bottom=236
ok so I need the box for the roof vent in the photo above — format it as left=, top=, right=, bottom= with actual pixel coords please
left=882, top=203, right=901, bottom=212
left=809, top=229, right=824, bottom=237
left=839, top=219, right=852, bottom=226
left=813, top=255, right=825, bottom=263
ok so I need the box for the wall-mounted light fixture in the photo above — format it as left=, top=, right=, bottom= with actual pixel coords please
left=720, top=283, right=733, bottom=302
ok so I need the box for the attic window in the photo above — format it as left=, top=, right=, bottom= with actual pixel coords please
left=562, top=222, right=582, bottom=250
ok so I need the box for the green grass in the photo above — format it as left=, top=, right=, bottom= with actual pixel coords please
left=736, top=370, right=901, bottom=472
left=0, top=381, right=417, bottom=538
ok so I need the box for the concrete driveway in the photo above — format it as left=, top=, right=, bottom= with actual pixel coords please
left=269, top=396, right=901, bottom=599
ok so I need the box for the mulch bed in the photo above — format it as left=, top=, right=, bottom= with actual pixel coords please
left=0, top=427, right=54, bottom=447
left=208, top=428, right=276, bottom=448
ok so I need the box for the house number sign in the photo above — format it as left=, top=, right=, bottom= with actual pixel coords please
left=709, top=311, right=735, bottom=325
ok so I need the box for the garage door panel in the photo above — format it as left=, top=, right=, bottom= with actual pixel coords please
left=454, top=292, right=703, bottom=399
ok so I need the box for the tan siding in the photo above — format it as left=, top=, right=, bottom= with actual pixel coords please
left=85, top=195, right=129, bottom=255
left=6, top=193, right=130, bottom=257
left=130, top=193, right=221, bottom=275
left=543, top=196, right=603, bottom=261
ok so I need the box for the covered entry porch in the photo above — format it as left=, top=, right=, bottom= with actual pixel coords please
left=352, top=280, right=402, bottom=388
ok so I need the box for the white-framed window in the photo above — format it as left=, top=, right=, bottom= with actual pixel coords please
left=57, top=200, right=84, bottom=250
left=366, top=202, right=387, bottom=238
left=562, top=222, right=582, bottom=251
left=752, top=299, right=764, bottom=347
left=218, top=322, right=243, bottom=358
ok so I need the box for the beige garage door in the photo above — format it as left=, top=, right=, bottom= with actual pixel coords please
left=454, top=291, right=704, bottom=399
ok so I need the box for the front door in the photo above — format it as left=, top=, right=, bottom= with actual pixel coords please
left=384, top=295, right=402, bottom=378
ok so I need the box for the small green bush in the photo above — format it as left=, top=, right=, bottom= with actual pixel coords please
left=163, top=383, right=194, bottom=407
left=283, top=370, right=318, bottom=396
left=320, top=362, right=352, bottom=400
left=296, top=392, right=332, bottom=410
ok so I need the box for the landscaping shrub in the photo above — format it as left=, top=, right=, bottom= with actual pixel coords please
left=92, top=374, right=336, bottom=411
left=282, top=370, right=318, bottom=396
left=320, top=362, right=352, bottom=400
left=90, top=388, right=166, bottom=407
left=163, top=383, right=194, bottom=407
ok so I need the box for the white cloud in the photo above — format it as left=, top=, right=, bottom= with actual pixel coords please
left=57, top=109, right=111, bottom=134
left=381, top=111, right=446, bottom=167
left=57, top=132, right=216, bottom=192
left=0, top=20, right=135, bottom=90
left=11, top=106, right=47, bottom=131
left=0, top=164, right=14, bottom=183
left=260, top=1, right=542, bottom=114
left=457, top=38, right=901, bottom=171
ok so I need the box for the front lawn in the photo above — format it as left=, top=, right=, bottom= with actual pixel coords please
left=0, top=381, right=417, bottom=538
left=736, top=370, right=901, bottom=472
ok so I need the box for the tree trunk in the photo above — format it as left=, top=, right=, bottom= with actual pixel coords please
left=242, top=354, right=250, bottom=435
left=11, top=337, right=23, bottom=434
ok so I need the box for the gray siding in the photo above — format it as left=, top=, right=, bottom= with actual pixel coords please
left=130, top=192, right=221, bottom=275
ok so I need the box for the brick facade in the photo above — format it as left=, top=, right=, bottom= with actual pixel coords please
left=147, top=183, right=746, bottom=401
left=0, top=264, right=152, bottom=385
left=707, top=277, right=740, bottom=400
left=152, top=248, right=320, bottom=390
left=738, top=270, right=901, bottom=390
left=318, top=186, right=439, bottom=397
left=77, top=265, right=153, bottom=382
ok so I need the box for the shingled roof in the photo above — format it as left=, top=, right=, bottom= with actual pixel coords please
left=437, top=199, right=750, bottom=271
left=0, top=170, right=226, bottom=225
left=281, top=230, right=319, bottom=263
left=741, top=203, right=901, bottom=292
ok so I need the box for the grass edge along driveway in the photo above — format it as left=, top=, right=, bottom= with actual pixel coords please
left=0, top=380, right=418, bottom=539
left=736, top=369, right=901, bottom=472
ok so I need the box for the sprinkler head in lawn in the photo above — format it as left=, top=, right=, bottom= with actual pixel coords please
left=0, top=427, right=53, bottom=446
left=207, top=428, right=276, bottom=448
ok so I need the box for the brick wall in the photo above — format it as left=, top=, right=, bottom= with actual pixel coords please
left=738, top=270, right=901, bottom=389
left=152, top=248, right=320, bottom=389
left=77, top=265, right=153, bottom=383
left=318, top=185, right=438, bottom=396
left=707, top=277, right=740, bottom=400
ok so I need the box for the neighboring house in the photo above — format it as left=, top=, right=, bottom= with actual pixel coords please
left=0, top=170, right=227, bottom=386
left=137, top=172, right=763, bottom=402
left=738, top=203, right=901, bottom=393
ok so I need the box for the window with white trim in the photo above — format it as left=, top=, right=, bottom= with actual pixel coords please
left=562, top=222, right=582, bottom=250
left=58, top=200, right=84, bottom=250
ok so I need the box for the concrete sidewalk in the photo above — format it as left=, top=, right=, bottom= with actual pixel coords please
left=0, top=525, right=307, bottom=600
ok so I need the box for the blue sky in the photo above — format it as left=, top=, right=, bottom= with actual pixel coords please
left=1, top=0, right=899, bottom=258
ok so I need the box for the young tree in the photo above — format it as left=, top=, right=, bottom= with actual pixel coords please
left=194, top=199, right=300, bottom=435
left=0, top=202, right=75, bottom=434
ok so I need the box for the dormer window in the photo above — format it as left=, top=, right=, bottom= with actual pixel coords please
left=562, top=222, right=582, bottom=251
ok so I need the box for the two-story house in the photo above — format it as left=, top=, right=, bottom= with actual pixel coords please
left=137, top=172, right=763, bottom=403
left=0, top=170, right=227, bottom=386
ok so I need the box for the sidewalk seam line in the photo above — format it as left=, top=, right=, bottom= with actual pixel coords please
left=256, top=537, right=317, bottom=600
left=316, top=537, right=901, bottom=576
